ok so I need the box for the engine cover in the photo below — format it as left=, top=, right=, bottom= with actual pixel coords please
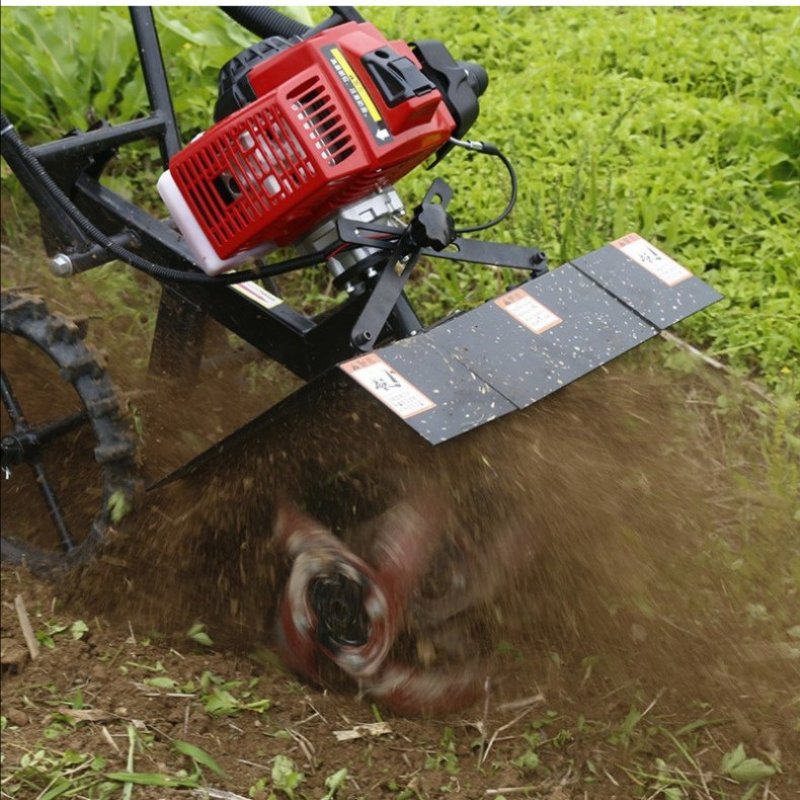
left=158, top=22, right=456, bottom=274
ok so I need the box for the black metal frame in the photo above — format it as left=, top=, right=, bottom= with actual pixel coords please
left=5, top=6, right=546, bottom=385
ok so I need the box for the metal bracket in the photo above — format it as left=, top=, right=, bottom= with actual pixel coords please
left=347, top=180, right=457, bottom=351
left=349, top=248, right=422, bottom=351
left=336, top=222, right=547, bottom=276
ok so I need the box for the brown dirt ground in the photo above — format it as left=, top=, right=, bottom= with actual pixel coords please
left=1, top=238, right=798, bottom=799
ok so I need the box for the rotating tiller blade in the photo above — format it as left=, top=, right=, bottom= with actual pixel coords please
left=274, top=501, right=483, bottom=713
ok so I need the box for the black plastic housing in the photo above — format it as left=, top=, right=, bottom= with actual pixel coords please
left=411, top=39, right=488, bottom=156
left=361, top=46, right=437, bottom=107
left=214, top=36, right=296, bottom=121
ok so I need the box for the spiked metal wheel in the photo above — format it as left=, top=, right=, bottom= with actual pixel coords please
left=1, top=290, right=138, bottom=575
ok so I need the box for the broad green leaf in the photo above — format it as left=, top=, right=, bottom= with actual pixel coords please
left=187, top=622, right=213, bottom=647
left=70, top=620, right=89, bottom=640
left=721, top=744, right=778, bottom=783
left=204, top=687, right=239, bottom=715
left=107, top=489, right=132, bottom=524
left=272, top=754, right=304, bottom=799
left=727, top=757, right=777, bottom=783
left=144, top=676, right=178, bottom=689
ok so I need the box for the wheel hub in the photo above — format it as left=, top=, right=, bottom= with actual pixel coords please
left=1, top=428, right=46, bottom=468
left=309, top=572, right=371, bottom=651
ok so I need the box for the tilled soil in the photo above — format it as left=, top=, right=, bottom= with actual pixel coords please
left=2, top=243, right=798, bottom=798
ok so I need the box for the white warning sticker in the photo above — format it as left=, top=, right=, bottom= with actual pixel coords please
left=612, top=233, right=692, bottom=287
left=340, top=353, right=436, bottom=419
left=230, top=280, right=283, bottom=309
left=496, top=288, right=562, bottom=334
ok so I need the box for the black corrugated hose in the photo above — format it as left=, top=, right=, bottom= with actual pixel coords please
left=220, top=6, right=311, bottom=39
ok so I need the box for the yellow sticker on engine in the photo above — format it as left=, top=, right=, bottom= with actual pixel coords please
left=325, top=45, right=392, bottom=144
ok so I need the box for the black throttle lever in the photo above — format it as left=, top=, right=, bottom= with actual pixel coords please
left=399, top=178, right=455, bottom=253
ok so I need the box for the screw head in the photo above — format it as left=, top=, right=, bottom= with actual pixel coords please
left=353, top=330, right=373, bottom=348
left=50, top=253, right=73, bottom=277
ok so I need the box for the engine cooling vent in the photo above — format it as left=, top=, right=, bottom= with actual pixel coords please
left=289, top=77, right=355, bottom=167
left=175, top=100, right=317, bottom=251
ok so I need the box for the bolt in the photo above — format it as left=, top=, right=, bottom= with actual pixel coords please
left=50, top=253, right=73, bottom=277
left=529, top=250, right=547, bottom=266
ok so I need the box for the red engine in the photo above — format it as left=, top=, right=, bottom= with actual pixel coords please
left=158, top=22, right=458, bottom=273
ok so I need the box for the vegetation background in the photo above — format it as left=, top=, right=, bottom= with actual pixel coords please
left=1, top=5, right=798, bottom=397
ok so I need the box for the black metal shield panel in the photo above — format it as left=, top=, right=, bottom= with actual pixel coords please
left=340, top=337, right=516, bottom=445
left=338, top=235, right=722, bottom=445
left=570, top=234, right=723, bottom=329
left=424, top=264, right=658, bottom=409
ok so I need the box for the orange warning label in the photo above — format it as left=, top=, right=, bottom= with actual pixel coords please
left=496, top=288, right=562, bottom=334
left=340, top=353, right=436, bottom=419
left=612, top=233, right=692, bottom=287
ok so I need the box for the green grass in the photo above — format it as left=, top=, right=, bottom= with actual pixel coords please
left=0, top=6, right=311, bottom=140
